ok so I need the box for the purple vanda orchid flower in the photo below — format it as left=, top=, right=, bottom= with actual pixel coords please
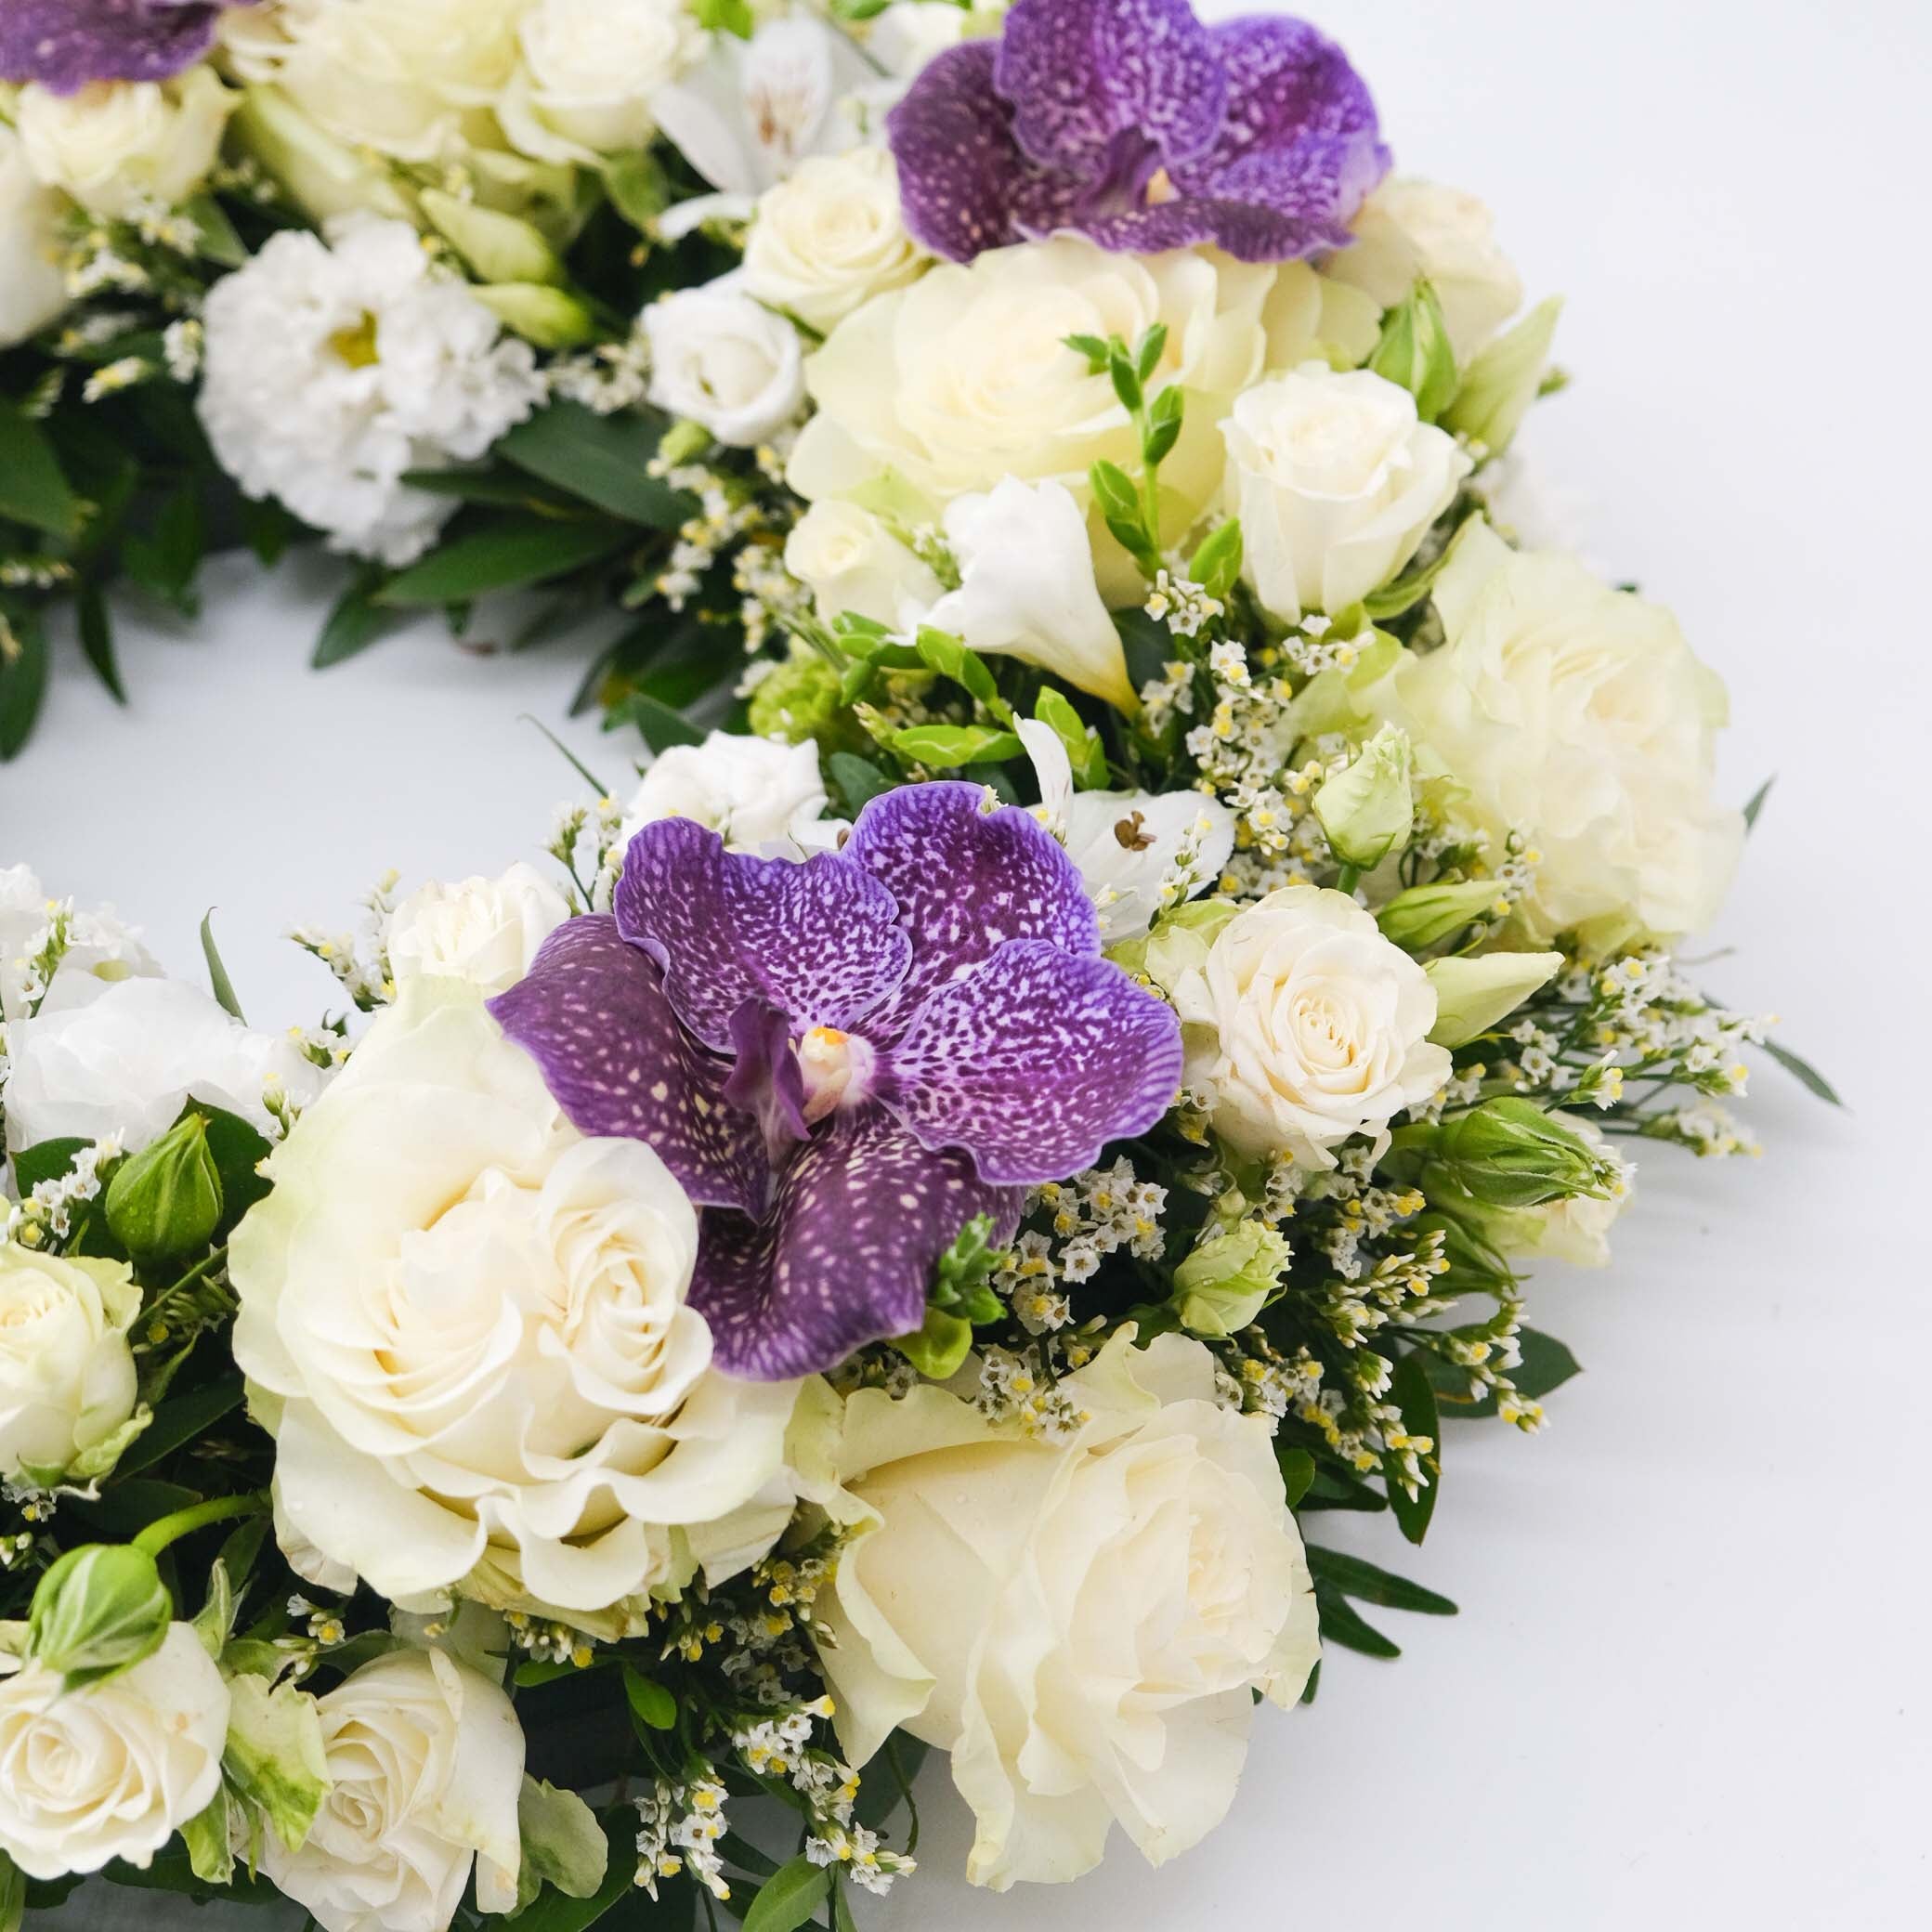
left=0, top=0, right=253, bottom=94
left=491, top=783, right=1182, bottom=1382
left=888, top=0, right=1388, bottom=266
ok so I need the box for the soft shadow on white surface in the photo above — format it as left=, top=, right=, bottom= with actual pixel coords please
left=7, top=0, right=1929, bottom=1926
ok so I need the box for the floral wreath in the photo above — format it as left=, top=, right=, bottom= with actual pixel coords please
left=0, top=2, right=1832, bottom=1929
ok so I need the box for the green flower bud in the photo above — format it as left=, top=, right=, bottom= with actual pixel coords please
left=469, top=283, right=598, bottom=350
left=1369, top=278, right=1458, bottom=424
left=420, top=189, right=566, bottom=288
left=1172, top=1223, right=1291, bottom=1338
left=1313, top=724, right=1414, bottom=871
left=1426, top=1097, right=1616, bottom=1209
left=1446, top=296, right=1562, bottom=457
left=27, top=1544, right=172, bottom=1690
left=1377, top=876, right=1508, bottom=952
left=894, top=1306, right=973, bottom=1382
left=105, top=1114, right=222, bottom=1261
left=1425, top=950, right=1563, bottom=1047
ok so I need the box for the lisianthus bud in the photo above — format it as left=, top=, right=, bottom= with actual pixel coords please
left=1368, top=279, right=1458, bottom=424
left=104, top=1115, right=223, bottom=1261
left=1427, top=1097, right=1617, bottom=1209
left=1446, top=296, right=1562, bottom=456
left=1172, top=1223, right=1291, bottom=1338
left=27, top=1545, right=172, bottom=1690
left=420, top=190, right=567, bottom=288
left=470, top=283, right=599, bottom=349
left=1313, top=724, right=1415, bottom=871
left=1424, top=950, right=1563, bottom=1047
left=1376, top=877, right=1508, bottom=951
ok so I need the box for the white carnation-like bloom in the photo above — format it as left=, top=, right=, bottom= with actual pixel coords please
left=0, top=864, right=157, bottom=1023
left=230, top=979, right=801, bottom=1615
left=0, top=1243, right=140, bottom=1484
left=197, top=218, right=543, bottom=565
left=13, top=68, right=233, bottom=219
left=0, top=125, right=71, bottom=348
left=386, top=863, right=570, bottom=998
left=644, top=281, right=805, bottom=448
left=816, top=1331, right=1319, bottom=1890
left=621, top=729, right=839, bottom=856
left=783, top=500, right=942, bottom=632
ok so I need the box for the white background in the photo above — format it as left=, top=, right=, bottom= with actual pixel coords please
left=6, top=1, right=1930, bottom=1925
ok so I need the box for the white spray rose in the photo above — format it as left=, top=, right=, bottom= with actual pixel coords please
left=0, top=125, right=70, bottom=348
left=230, top=979, right=800, bottom=1614
left=741, top=146, right=927, bottom=333
left=386, top=863, right=570, bottom=998
left=1221, top=363, right=1470, bottom=625
left=645, top=282, right=804, bottom=448
left=259, top=1647, right=524, bottom=1932
left=816, top=1331, right=1318, bottom=1889
left=783, top=500, right=943, bottom=631
left=0, top=864, right=157, bottom=1023
left=1168, top=885, right=1451, bottom=1167
left=3, top=976, right=320, bottom=1155
left=1328, top=176, right=1523, bottom=362
left=0, top=1625, right=229, bottom=1880
left=13, top=69, right=233, bottom=219
left=622, top=730, right=838, bottom=856
left=0, top=1244, right=140, bottom=1484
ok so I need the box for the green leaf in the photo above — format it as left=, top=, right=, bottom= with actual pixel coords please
left=914, top=628, right=1001, bottom=711
left=696, top=0, right=755, bottom=33
left=179, top=1786, right=234, bottom=1886
left=498, top=403, right=690, bottom=529
left=1312, top=1582, right=1401, bottom=1659
left=621, top=1664, right=677, bottom=1731
left=624, top=691, right=705, bottom=754
left=1033, top=686, right=1107, bottom=789
left=1062, top=331, right=1110, bottom=370
left=118, top=1375, right=245, bottom=1478
left=1189, top=518, right=1244, bottom=602
left=1298, top=1461, right=1387, bottom=1513
left=121, top=483, right=205, bottom=617
left=519, top=1777, right=609, bottom=1903
left=313, top=567, right=401, bottom=669
left=1762, top=1038, right=1842, bottom=1107
left=1364, top=516, right=1474, bottom=620
left=1304, top=1546, right=1456, bottom=1616
left=1107, top=344, right=1143, bottom=414
left=200, top=910, right=245, bottom=1023
left=0, top=396, right=81, bottom=539
left=76, top=580, right=124, bottom=704
left=180, top=192, right=246, bottom=268
left=894, top=1305, right=972, bottom=1380
left=10, top=1138, right=91, bottom=1195
left=223, top=1673, right=331, bottom=1852
left=1142, top=383, right=1184, bottom=466
left=828, top=751, right=893, bottom=816
left=603, top=150, right=672, bottom=230
left=1279, top=1447, right=1315, bottom=1509
left=1743, top=775, right=1774, bottom=831
left=741, top=1855, right=831, bottom=1932
left=1428, top=1325, right=1581, bottom=1419
left=509, top=1812, right=649, bottom=1932
left=0, top=606, right=49, bottom=761
left=1134, top=321, right=1169, bottom=384
left=187, top=1102, right=274, bottom=1234
left=888, top=724, right=1023, bottom=768
left=375, top=517, right=632, bottom=607
left=1387, top=1350, right=1441, bottom=1546
left=854, top=1731, right=928, bottom=1831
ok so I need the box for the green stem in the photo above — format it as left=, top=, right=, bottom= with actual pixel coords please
left=1336, top=864, right=1362, bottom=894
left=134, top=1490, right=268, bottom=1559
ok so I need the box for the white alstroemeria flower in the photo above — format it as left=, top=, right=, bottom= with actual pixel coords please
left=1018, top=721, right=1234, bottom=946
left=385, top=863, right=570, bottom=998
left=622, top=730, right=842, bottom=857
left=643, top=281, right=804, bottom=448
left=925, top=477, right=1134, bottom=711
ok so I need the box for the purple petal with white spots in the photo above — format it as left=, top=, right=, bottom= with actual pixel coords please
left=878, top=940, right=1182, bottom=1184
left=0, top=0, right=242, bottom=92
left=615, top=817, right=910, bottom=1053
left=885, top=41, right=1020, bottom=265
left=842, top=782, right=1099, bottom=1038
left=489, top=916, right=767, bottom=1215
left=692, top=1105, right=1023, bottom=1380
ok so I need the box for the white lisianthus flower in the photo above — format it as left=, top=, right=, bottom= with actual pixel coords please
left=13, top=68, right=234, bottom=219
left=0, top=864, right=157, bottom=1022
left=498, top=0, right=711, bottom=167
left=386, top=864, right=570, bottom=998
left=0, top=1243, right=140, bottom=1484
left=259, top=1647, right=524, bottom=1932
left=741, top=146, right=928, bottom=333
left=1485, top=1117, right=1632, bottom=1268
left=3, top=977, right=320, bottom=1154
left=816, top=1330, right=1318, bottom=1890
left=644, top=282, right=804, bottom=449
left=1328, top=176, right=1524, bottom=362
left=0, top=1625, right=229, bottom=1880
left=0, top=125, right=70, bottom=348
left=1221, top=363, right=1471, bottom=625
left=230, top=979, right=801, bottom=1614
left=783, top=500, right=942, bottom=631
left=924, top=477, right=1134, bottom=711
left=622, top=730, right=839, bottom=856
left=197, top=219, right=543, bottom=565
left=1168, top=885, right=1451, bottom=1167
left=1383, top=519, right=1743, bottom=946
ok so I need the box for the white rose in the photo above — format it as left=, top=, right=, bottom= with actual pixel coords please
left=259, top=1647, right=524, bottom=1932
left=924, top=476, right=1134, bottom=711
left=0, top=1625, right=228, bottom=1880
left=816, top=1331, right=1318, bottom=1889
left=1221, top=363, right=1471, bottom=625
left=1260, top=259, right=1382, bottom=373
left=0, top=864, right=158, bottom=1023
left=783, top=500, right=942, bottom=631
left=1327, top=176, right=1524, bottom=362
left=230, top=979, right=801, bottom=1615
left=1172, top=885, right=1451, bottom=1166
left=3, top=976, right=321, bottom=1155
left=0, top=125, right=70, bottom=348
left=789, top=236, right=1270, bottom=598
left=645, top=282, right=804, bottom=448
left=386, top=863, right=569, bottom=998
left=1380, top=519, right=1743, bottom=946
left=0, top=1243, right=140, bottom=1483
left=14, top=69, right=234, bottom=219
left=622, top=729, right=837, bottom=855
left=741, top=146, right=927, bottom=333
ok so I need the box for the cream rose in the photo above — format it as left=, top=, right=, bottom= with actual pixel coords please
left=0, top=1625, right=228, bottom=1880
left=816, top=1331, right=1318, bottom=1889
left=1221, top=363, right=1471, bottom=624
left=14, top=69, right=234, bottom=219
left=230, top=979, right=800, bottom=1615
left=741, top=146, right=927, bottom=333
left=385, top=863, right=570, bottom=997
left=259, top=1647, right=524, bottom=1932
left=1381, top=519, right=1743, bottom=946
left=645, top=282, right=805, bottom=448
left=784, top=500, right=943, bottom=631
left=1169, top=886, right=1451, bottom=1166
left=1328, top=176, right=1523, bottom=362
left=622, top=729, right=837, bottom=855
left=0, top=1244, right=140, bottom=1484
left=0, top=125, right=70, bottom=348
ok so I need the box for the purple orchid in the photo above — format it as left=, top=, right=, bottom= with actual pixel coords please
left=887, top=0, right=1388, bottom=265
left=0, top=0, right=253, bottom=94
left=491, top=783, right=1182, bottom=1381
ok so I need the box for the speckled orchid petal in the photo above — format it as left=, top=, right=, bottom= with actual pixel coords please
left=616, top=817, right=911, bottom=1052
left=488, top=916, right=767, bottom=1215
left=884, top=41, right=1022, bottom=264
left=693, top=1105, right=1023, bottom=1380
left=842, top=782, right=1100, bottom=1038
left=0, top=0, right=244, bottom=92
left=878, top=940, right=1182, bottom=1184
